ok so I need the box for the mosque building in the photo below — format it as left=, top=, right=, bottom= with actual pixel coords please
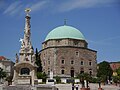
left=40, top=23, right=97, bottom=78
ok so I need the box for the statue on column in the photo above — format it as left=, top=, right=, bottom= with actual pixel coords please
left=24, top=8, right=31, bottom=45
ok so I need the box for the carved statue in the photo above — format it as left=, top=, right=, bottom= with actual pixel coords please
left=19, top=38, right=25, bottom=48
left=16, top=53, right=19, bottom=63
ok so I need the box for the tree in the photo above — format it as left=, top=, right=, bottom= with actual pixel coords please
left=76, top=73, right=91, bottom=88
left=54, top=76, right=61, bottom=83
left=37, top=72, right=47, bottom=82
left=116, top=67, right=120, bottom=77
left=114, top=67, right=120, bottom=84
left=0, top=68, right=6, bottom=83
left=97, top=61, right=113, bottom=83
left=35, top=48, right=42, bottom=72
left=6, top=75, right=13, bottom=85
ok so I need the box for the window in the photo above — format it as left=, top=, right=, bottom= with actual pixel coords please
left=61, top=60, right=65, bottom=64
left=89, top=62, right=92, bottom=66
left=80, top=68, right=84, bottom=74
left=81, top=61, right=83, bottom=65
left=71, top=60, right=74, bottom=64
left=80, top=71, right=84, bottom=74
left=75, top=51, right=79, bottom=56
left=61, top=70, right=64, bottom=74
left=48, top=71, right=50, bottom=75
left=48, top=61, right=50, bottom=64
left=89, top=71, right=92, bottom=76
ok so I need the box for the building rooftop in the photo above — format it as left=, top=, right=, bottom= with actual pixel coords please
left=45, top=25, right=85, bottom=41
left=0, top=56, right=6, bottom=60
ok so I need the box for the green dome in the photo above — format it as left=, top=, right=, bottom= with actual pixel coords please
left=45, top=25, right=85, bottom=41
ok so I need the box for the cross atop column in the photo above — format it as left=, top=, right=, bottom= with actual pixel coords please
left=25, top=8, right=31, bottom=16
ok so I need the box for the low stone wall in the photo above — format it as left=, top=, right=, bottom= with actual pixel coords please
left=35, top=85, right=58, bottom=90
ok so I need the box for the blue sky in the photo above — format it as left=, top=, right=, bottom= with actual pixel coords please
left=0, top=0, right=120, bottom=63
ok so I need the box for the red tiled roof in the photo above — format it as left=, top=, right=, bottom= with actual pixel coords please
left=0, top=56, right=6, bottom=60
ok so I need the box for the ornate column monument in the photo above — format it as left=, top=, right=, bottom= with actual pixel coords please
left=12, top=8, right=37, bottom=86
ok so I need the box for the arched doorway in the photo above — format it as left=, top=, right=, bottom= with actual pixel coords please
left=70, top=67, right=74, bottom=77
left=21, top=68, right=30, bottom=75
left=80, top=68, right=84, bottom=74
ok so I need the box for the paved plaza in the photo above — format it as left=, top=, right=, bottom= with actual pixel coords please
left=55, top=83, right=120, bottom=90
left=0, top=83, right=120, bottom=90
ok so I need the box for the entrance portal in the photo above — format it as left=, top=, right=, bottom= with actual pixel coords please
left=70, top=70, right=74, bottom=77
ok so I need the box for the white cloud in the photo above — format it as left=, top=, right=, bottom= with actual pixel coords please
left=30, top=1, right=49, bottom=12
left=58, top=0, right=118, bottom=12
left=9, top=5, right=23, bottom=16
left=88, top=36, right=120, bottom=46
left=3, top=1, right=21, bottom=15
left=3, top=1, right=49, bottom=16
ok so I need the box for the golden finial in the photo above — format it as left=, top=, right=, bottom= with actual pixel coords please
left=25, top=8, right=31, bottom=16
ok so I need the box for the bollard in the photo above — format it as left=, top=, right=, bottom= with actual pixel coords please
left=98, top=88, right=102, bottom=90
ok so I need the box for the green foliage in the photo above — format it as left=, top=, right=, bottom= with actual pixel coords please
left=90, top=77, right=98, bottom=83
left=0, top=68, right=6, bottom=79
left=76, top=72, right=92, bottom=88
left=6, top=76, right=13, bottom=82
left=54, top=76, right=61, bottom=83
left=37, top=72, right=47, bottom=82
left=76, top=73, right=91, bottom=81
left=97, top=61, right=113, bottom=81
left=112, top=76, right=119, bottom=83
left=35, top=48, right=42, bottom=72
left=116, top=67, right=120, bottom=76
left=112, top=67, right=120, bottom=83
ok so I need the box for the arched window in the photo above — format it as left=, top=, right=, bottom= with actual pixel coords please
left=61, top=59, right=65, bottom=64
left=61, top=69, right=64, bottom=74
left=81, top=61, right=84, bottom=65
left=21, top=68, right=30, bottom=75
left=71, top=60, right=74, bottom=64
left=89, top=61, right=92, bottom=66
left=89, top=71, right=92, bottom=76
left=80, top=68, right=84, bottom=74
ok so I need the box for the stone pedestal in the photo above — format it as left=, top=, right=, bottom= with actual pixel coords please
left=80, top=88, right=90, bottom=90
left=98, top=88, right=102, bottom=90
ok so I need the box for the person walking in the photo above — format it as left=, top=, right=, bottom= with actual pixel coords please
left=75, top=85, right=79, bottom=90
left=72, top=83, right=74, bottom=90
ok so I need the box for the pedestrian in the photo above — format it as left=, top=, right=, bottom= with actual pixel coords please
left=72, top=83, right=74, bottom=90
left=76, top=85, right=79, bottom=90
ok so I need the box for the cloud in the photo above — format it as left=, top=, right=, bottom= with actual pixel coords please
left=3, top=1, right=49, bottom=16
left=30, top=1, right=49, bottom=12
left=58, top=0, right=118, bottom=12
left=88, top=36, right=120, bottom=46
left=3, top=1, right=21, bottom=15
left=9, top=5, right=23, bottom=16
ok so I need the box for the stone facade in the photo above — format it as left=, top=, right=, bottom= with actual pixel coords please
left=0, top=56, right=14, bottom=76
left=40, top=38, right=97, bottom=77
